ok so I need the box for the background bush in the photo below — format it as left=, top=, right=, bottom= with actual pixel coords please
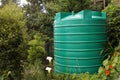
left=27, top=33, right=45, bottom=64
left=103, top=1, right=120, bottom=48
left=0, top=2, right=28, bottom=80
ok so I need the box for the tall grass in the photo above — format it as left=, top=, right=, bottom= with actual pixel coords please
left=23, top=60, right=47, bottom=80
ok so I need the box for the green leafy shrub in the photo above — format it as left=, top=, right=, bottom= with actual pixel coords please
left=27, top=33, right=45, bottom=64
left=103, top=1, right=120, bottom=48
left=0, top=2, right=28, bottom=80
left=98, top=51, right=120, bottom=80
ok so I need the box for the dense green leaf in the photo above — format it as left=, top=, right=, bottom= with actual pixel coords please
left=0, top=2, right=28, bottom=80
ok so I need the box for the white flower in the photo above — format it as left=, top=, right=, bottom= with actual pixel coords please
left=45, top=67, right=52, bottom=73
left=46, top=56, right=53, bottom=63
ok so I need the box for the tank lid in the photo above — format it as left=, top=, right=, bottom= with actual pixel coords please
left=54, top=10, right=106, bottom=21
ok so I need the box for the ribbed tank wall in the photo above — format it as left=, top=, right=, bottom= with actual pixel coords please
left=54, top=10, right=106, bottom=74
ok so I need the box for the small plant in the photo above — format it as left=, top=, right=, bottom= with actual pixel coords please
left=27, top=33, right=45, bottom=64
left=98, top=51, right=120, bottom=80
left=23, top=60, right=46, bottom=80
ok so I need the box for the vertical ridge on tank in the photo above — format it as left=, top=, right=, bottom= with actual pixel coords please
left=54, top=10, right=107, bottom=74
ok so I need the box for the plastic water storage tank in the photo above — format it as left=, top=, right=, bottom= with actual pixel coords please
left=54, top=10, right=106, bottom=74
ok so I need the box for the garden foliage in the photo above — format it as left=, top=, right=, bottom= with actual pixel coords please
left=0, top=0, right=120, bottom=80
left=103, top=1, right=120, bottom=47
left=23, top=60, right=46, bottom=80
left=27, top=33, right=45, bottom=64
left=0, top=2, right=28, bottom=80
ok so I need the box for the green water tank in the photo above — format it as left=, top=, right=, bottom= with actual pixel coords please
left=54, top=10, right=106, bottom=74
